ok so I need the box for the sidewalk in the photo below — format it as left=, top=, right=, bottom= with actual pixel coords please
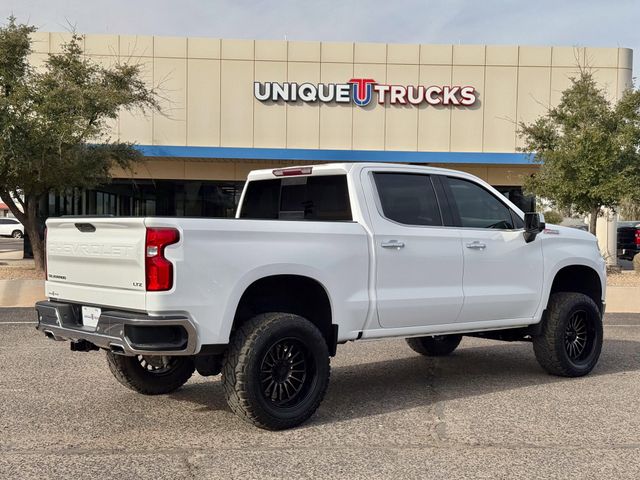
left=604, top=287, right=640, bottom=313
left=0, top=250, right=24, bottom=261
left=0, top=279, right=45, bottom=307
left=0, top=277, right=637, bottom=312
left=0, top=258, right=46, bottom=307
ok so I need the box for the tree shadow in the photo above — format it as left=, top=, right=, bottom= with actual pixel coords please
left=169, top=338, right=640, bottom=426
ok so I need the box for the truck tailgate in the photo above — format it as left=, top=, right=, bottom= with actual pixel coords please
left=45, top=217, right=147, bottom=308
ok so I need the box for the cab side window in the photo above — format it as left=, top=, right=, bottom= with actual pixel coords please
left=374, top=173, right=442, bottom=226
left=446, top=177, right=519, bottom=229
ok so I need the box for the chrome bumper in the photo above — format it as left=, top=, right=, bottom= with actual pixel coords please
left=35, top=300, right=198, bottom=356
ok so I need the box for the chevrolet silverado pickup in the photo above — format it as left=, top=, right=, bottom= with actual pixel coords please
left=35, top=163, right=606, bottom=430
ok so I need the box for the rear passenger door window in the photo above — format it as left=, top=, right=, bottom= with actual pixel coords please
left=446, top=177, right=518, bottom=229
left=373, top=173, right=442, bottom=226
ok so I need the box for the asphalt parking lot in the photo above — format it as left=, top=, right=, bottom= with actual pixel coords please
left=1, top=308, right=639, bottom=479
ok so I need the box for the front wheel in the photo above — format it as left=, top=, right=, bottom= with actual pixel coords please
left=11, top=230, right=23, bottom=239
left=222, top=312, right=330, bottom=430
left=533, top=292, right=603, bottom=377
left=106, top=352, right=195, bottom=395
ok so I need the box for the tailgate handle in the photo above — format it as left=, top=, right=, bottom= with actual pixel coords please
left=75, top=223, right=96, bottom=233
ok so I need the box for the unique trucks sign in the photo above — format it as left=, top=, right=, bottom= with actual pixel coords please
left=254, top=78, right=477, bottom=107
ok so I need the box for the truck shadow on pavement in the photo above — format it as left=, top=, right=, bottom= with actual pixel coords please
left=169, top=338, right=640, bottom=427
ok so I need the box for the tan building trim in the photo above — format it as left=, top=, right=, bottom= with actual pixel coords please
left=30, top=33, right=632, bottom=187
left=29, top=32, right=633, bottom=155
left=110, top=158, right=538, bottom=186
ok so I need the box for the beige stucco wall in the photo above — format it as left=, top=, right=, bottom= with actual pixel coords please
left=109, top=157, right=538, bottom=187
left=110, top=158, right=295, bottom=182
left=28, top=33, right=633, bottom=156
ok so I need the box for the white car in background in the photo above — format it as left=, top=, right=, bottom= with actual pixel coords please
left=0, top=217, right=24, bottom=238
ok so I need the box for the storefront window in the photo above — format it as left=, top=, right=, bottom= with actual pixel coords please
left=42, top=179, right=244, bottom=218
left=495, top=186, right=535, bottom=214
left=40, top=177, right=534, bottom=220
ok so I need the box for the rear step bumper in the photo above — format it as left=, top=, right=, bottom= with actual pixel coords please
left=35, top=300, right=198, bottom=356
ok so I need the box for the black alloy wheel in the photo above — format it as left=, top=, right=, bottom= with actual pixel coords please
left=533, top=292, right=603, bottom=377
left=106, top=351, right=195, bottom=395
left=222, top=312, right=330, bottom=430
left=563, top=310, right=594, bottom=363
left=259, top=338, right=314, bottom=408
left=406, top=334, right=462, bottom=356
left=136, top=355, right=179, bottom=375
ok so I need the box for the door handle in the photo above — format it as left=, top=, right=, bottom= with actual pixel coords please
left=465, top=241, right=486, bottom=250
left=381, top=240, right=405, bottom=249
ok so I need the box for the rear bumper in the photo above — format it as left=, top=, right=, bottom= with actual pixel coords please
left=35, top=300, right=198, bottom=356
left=617, top=247, right=639, bottom=260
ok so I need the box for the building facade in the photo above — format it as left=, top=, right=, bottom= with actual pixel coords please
left=29, top=33, right=633, bottom=218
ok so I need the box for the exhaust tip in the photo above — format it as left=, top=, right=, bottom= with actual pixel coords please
left=109, top=344, right=126, bottom=355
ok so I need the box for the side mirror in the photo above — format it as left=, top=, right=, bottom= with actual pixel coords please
left=523, top=212, right=546, bottom=243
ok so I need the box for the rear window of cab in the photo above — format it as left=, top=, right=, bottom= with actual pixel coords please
left=240, top=175, right=352, bottom=221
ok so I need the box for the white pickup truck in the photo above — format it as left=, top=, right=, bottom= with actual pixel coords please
left=36, top=162, right=606, bottom=430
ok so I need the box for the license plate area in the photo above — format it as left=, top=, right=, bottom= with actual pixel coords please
left=81, top=306, right=101, bottom=330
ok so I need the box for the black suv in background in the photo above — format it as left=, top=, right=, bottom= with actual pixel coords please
left=617, top=221, right=640, bottom=260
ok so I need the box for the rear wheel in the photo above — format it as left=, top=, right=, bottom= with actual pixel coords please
left=406, top=334, right=462, bottom=356
left=106, top=352, right=195, bottom=395
left=533, top=292, right=603, bottom=377
left=11, top=230, right=22, bottom=239
left=222, top=312, right=330, bottom=430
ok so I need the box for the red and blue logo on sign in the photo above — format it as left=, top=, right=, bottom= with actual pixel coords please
left=348, top=78, right=376, bottom=107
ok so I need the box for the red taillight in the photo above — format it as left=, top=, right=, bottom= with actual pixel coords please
left=635, top=229, right=640, bottom=246
left=273, top=167, right=313, bottom=177
left=145, top=227, right=180, bottom=291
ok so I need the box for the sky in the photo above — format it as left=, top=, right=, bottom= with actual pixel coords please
left=1, top=0, right=638, bottom=78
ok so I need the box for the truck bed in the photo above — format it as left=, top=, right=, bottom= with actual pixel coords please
left=44, top=216, right=371, bottom=349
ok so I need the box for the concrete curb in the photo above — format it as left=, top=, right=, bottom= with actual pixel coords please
left=0, top=251, right=23, bottom=260
left=0, top=280, right=45, bottom=308
left=605, top=286, right=640, bottom=313
left=0, top=279, right=638, bottom=313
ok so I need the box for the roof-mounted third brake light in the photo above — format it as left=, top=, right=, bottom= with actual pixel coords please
left=272, top=167, right=313, bottom=177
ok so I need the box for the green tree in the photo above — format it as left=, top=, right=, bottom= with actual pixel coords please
left=0, top=17, right=158, bottom=272
left=519, top=69, right=640, bottom=234
left=618, top=197, right=640, bottom=221
left=542, top=210, right=563, bottom=225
